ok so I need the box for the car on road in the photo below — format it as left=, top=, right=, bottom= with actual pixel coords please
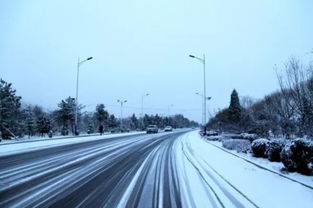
left=206, top=130, right=218, bottom=136
left=146, top=125, right=158, bottom=134
left=164, top=126, right=173, bottom=132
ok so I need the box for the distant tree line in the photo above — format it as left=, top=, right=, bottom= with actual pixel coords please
left=0, top=79, right=198, bottom=139
left=207, top=57, right=313, bottom=138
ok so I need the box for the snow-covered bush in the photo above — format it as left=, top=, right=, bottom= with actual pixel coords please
left=251, top=138, right=269, bottom=157
left=222, top=139, right=251, bottom=153
left=280, top=138, right=313, bottom=175
left=265, top=139, right=286, bottom=162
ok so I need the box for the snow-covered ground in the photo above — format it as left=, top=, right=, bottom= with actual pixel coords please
left=0, top=131, right=130, bottom=144
left=0, top=131, right=144, bottom=156
left=206, top=139, right=313, bottom=188
left=176, top=131, right=313, bottom=208
left=1, top=130, right=312, bottom=207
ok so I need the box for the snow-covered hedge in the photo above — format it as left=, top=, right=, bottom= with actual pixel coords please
left=265, top=139, right=286, bottom=162
left=251, top=138, right=269, bottom=158
left=280, top=138, right=313, bottom=175
left=222, top=139, right=251, bottom=153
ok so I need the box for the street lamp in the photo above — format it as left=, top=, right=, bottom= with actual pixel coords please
left=140, top=93, right=149, bottom=130
left=195, top=92, right=212, bottom=126
left=190, top=54, right=207, bottom=134
left=141, top=93, right=150, bottom=117
left=167, top=104, right=174, bottom=117
left=75, top=56, right=93, bottom=135
left=117, top=99, right=127, bottom=130
left=195, top=92, right=204, bottom=125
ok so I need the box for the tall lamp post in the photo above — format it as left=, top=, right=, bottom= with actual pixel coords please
left=75, top=56, right=93, bottom=135
left=167, top=104, right=174, bottom=117
left=195, top=92, right=204, bottom=125
left=189, top=54, right=207, bottom=134
left=141, top=93, right=150, bottom=117
left=117, top=99, right=127, bottom=130
left=141, top=93, right=149, bottom=130
left=195, top=92, right=212, bottom=126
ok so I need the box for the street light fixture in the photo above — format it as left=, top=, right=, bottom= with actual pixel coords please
left=117, top=99, right=127, bottom=130
left=74, top=56, right=93, bottom=135
left=190, top=54, right=207, bottom=134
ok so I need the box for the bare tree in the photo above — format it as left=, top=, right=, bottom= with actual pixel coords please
left=276, top=57, right=313, bottom=136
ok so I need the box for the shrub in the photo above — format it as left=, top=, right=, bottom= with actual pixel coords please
left=222, top=139, right=251, bottom=153
left=251, top=138, right=269, bottom=157
left=281, top=138, right=313, bottom=175
left=265, top=139, right=286, bottom=162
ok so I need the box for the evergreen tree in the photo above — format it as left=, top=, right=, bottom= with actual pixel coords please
left=56, top=97, right=76, bottom=135
left=36, top=116, right=51, bottom=136
left=143, top=114, right=151, bottom=128
left=130, top=114, right=139, bottom=129
left=25, top=107, right=36, bottom=138
left=108, top=114, right=118, bottom=129
left=0, top=79, right=22, bottom=139
left=94, top=104, right=109, bottom=129
left=228, top=89, right=242, bottom=123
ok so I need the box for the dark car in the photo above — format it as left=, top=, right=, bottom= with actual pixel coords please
left=146, top=125, right=158, bottom=134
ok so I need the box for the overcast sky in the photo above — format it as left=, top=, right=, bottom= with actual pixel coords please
left=1, top=0, right=313, bottom=123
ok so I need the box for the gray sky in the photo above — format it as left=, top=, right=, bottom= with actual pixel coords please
left=1, top=0, right=313, bottom=123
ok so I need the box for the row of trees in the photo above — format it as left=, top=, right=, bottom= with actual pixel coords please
left=207, top=57, right=313, bottom=138
left=0, top=79, right=198, bottom=139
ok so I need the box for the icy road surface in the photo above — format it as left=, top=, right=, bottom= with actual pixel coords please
left=0, top=130, right=312, bottom=208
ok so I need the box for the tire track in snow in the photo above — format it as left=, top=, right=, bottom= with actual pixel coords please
left=183, top=138, right=260, bottom=208
left=0, top=131, right=188, bottom=208
left=180, top=141, right=226, bottom=208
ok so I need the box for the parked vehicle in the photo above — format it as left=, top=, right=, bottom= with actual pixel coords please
left=164, top=126, right=173, bottom=132
left=206, top=130, right=218, bottom=136
left=146, top=125, right=158, bottom=134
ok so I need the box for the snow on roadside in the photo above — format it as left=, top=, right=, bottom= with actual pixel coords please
left=206, top=138, right=313, bottom=188
left=0, top=132, right=144, bottom=156
left=179, top=131, right=313, bottom=208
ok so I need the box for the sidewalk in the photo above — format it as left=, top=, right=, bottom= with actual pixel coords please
left=178, top=131, right=313, bottom=208
left=0, top=131, right=144, bottom=156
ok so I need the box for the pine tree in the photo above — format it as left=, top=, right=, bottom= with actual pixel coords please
left=130, top=114, right=139, bottom=129
left=0, top=79, right=22, bottom=139
left=36, top=116, right=51, bottom=136
left=25, top=107, right=35, bottom=138
left=94, top=104, right=109, bottom=129
left=108, top=114, right=118, bottom=129
left=56, top=97, right=77, bottom=135
left=228, top=89, right=242, bottom=123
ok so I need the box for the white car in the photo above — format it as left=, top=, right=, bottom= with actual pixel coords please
left=164, top=126, right=173, bottom=132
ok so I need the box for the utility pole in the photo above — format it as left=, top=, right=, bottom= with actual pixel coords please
left=195, top=92, right=212, bottom=127
left=74, top=56, right=93, bottom=135
left=141, top=93, right=150, bottom=117
left=141, top=93, right=149, bottom=130
left=117, top=99, right=127, bottom=130
left=167, top=104, right=174, bottom=117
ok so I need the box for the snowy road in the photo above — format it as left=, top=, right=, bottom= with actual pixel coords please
left=0, top=130, right=312, bottom=208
